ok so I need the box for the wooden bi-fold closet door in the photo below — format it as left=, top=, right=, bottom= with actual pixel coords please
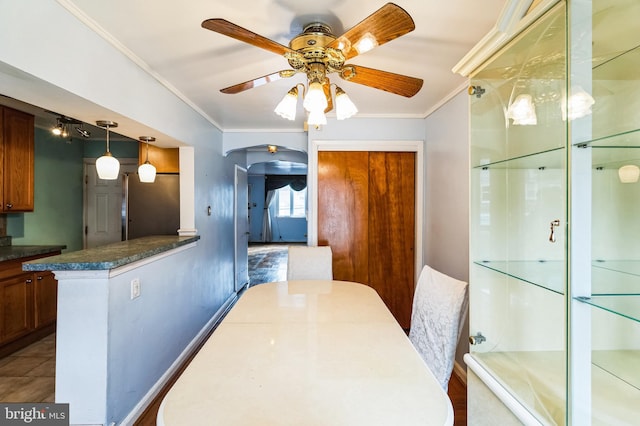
left=318, top=151, right=415, bottom=329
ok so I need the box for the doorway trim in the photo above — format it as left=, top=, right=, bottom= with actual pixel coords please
left=308, top=139, right=424, bottom=284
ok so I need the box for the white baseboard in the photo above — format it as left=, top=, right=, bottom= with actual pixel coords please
left=453, top=360, right=467, bottom=386
left=120, top=293, right=238, bottom=426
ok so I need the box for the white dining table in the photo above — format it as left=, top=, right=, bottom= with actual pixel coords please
left=157, top=280, right=454, bottom=425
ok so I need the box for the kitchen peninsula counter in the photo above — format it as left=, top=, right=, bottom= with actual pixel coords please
left=23, top=234, right=203, bottom=425
left=22, top=235, right=200, bottom=272
left=0, top=244, right=66, bottom=262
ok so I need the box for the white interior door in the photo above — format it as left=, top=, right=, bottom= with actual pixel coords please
left=235, top=165, right=249, bottom=292
left=83, top=160, right=138, bottom=249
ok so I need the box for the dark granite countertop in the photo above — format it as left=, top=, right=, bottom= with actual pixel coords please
left=22, top=235, right=200, bottom=272
left=0, top=245, right=66, bottom=263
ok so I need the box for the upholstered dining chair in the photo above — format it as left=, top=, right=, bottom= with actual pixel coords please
left=408, top=265, right=469, bottom=391
left=286, top=245, right=333, bottom=280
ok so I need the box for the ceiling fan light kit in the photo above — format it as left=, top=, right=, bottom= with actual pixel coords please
left=202, top=2, right=423, bottom=128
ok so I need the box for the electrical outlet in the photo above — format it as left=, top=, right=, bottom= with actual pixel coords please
left=130, top=278, right=141, bottom=299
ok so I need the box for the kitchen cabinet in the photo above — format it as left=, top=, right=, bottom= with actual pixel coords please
left=465, top=0, right=640, bottom=424
left=0, top=253, right=59, bottom=351
left=0, top=272, right=33, bottom=343
left=1, top=106, right=34, bottom=212
left=34, top=271, right=57, bottom=328
left=139, top=143, right=179, bottom=173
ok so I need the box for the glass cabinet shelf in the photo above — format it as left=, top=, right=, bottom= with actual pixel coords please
left=472, top=147, right=564, bottom=170
left=592, top=42, right=640, bottom=80
left=574, top=127, right=640, bottom=149
left=592, top=260, right=640, bottom=295
left=475, top=260, right=640, bottom=303
left=473, top=260, right=565, bottom=294
left=576, top=295, right=640, bottom=324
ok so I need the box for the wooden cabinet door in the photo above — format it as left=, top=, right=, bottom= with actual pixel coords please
left=318, top=151, right=369, bottom=284
left=2, top=107, right=34, bottom=212
left=368, top=152, right=415, bottom=328
left=318, top=151, right=416, bottom=328
left=34, top=271, right=57, bottom=328
left=1, top=273, right=33, bottom=343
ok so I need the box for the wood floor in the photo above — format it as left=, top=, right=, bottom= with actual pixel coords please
left=2, top=243, right=468, bottom=425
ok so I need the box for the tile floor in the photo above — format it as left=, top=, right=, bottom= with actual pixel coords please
left=0, top=332, right=55, bottom=402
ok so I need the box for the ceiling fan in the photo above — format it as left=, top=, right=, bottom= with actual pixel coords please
left=201, top=3, right=423, bottom=123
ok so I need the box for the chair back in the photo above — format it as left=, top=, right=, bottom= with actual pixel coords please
left=286, top=246, right=333, bottom=280
left=408, top=265, right=469, bottom=391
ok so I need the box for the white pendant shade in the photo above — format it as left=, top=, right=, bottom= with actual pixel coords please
left=96, top=153, right=120, bottom=180
left=138, top=162, right=157, bottom=183
left=618, top=165, right=640, bottom=183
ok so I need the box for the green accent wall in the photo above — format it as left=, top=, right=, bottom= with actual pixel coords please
left=83, top=139, right=139, bottom=159
left=6, top=128, right=138, bottom=252
left=7, top=127, right=85, bottom=251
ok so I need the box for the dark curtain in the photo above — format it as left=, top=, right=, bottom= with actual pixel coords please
left=265, top=175, right=307, bottom=194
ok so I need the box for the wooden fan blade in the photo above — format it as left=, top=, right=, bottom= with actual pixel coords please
left=327, top=3, right=415, bottom=61
left=202, top=18, right=295, bottom=57
left=340, top=65, right=423, bottom=98
left=221, top=70, right=295, bottom=94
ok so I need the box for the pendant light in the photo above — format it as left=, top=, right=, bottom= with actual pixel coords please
left=618, top=165, right=640, bottom=183
left=138, top=136, right=157, bottom=183
left=95, top=120, right=120, bottom=180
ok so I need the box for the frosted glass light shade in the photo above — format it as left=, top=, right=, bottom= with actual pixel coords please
left=303, top=82, right=328, bottom=113
left=618, top=165, right=640, bottom=183
left=96, top=153, right=120, bottom=180
left=307, top=109, right=327, bottom=126
left=507, top=94, right=537, bottom=125
left=335, top=88, right=358, bottom=120
left=274, top=88, right=298, bottom=120
left=138, top=162, right=157, bottom=183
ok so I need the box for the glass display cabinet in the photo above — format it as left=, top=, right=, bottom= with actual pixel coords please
left=466, top=0, right=640, bottom=424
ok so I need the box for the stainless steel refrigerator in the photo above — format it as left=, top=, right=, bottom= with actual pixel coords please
left=123, top=173, right=180, bottom=240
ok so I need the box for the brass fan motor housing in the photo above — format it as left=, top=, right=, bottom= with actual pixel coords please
left=286, top=23, right=345, bottom=75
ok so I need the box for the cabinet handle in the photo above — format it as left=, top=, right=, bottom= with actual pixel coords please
left=5, top=203, right=12, bottom=209
left=549, top=219, right=560, bottom=243
left=25, top=278, right=32, bottom=284
left=37, top=276, right=43, bottom=280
